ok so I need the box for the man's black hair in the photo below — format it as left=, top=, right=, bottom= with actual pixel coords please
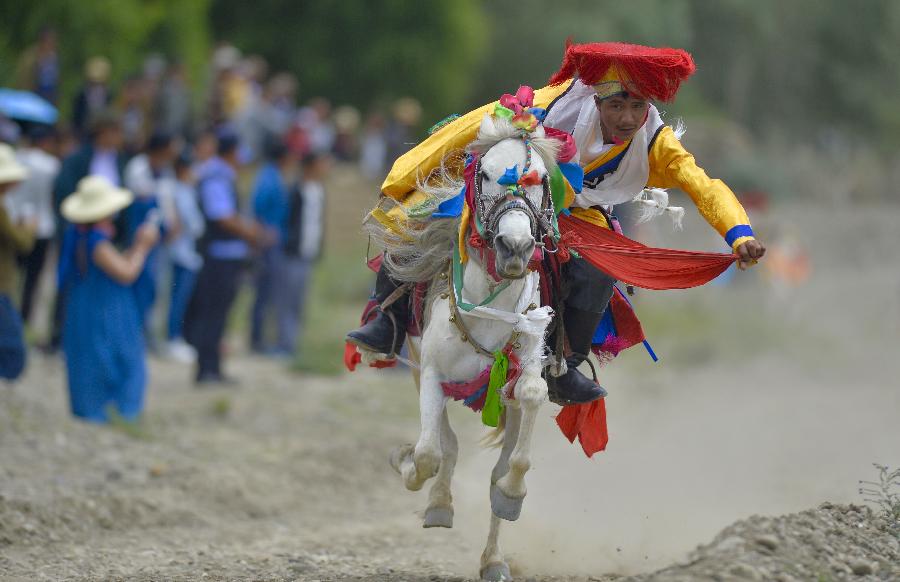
left=146, top=132, right=173, bottom=153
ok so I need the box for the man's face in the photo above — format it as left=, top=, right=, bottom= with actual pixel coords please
left=595, top=94, right=650, bottom=144
left=94, top=126, right=123, bottom=151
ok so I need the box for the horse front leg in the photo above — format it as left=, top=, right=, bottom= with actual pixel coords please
left=423, top=407, right=457, bottom=528
left=391, top=366, right=445, bottom=491
left=491, top=369, right=547, bottom=521
left=480, top=408, right=521, bottom=581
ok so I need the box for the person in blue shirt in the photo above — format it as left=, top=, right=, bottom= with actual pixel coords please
left=183, top=133, right=269, bottom=384
left=249, top=140, right=297, bottom=353
left=58, top=175, right=158, bottom=422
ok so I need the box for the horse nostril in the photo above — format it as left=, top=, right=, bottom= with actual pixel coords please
left=494, top=234, right=511, bottom=255
left=495, top=234, right=533, bottom=257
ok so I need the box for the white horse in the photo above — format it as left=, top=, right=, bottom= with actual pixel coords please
left=363, top=113, right=562, bottom=581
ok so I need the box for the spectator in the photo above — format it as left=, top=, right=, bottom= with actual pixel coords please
left=157, top=62, right=192, bottom=138
left=4, top=125, right=60, bottom=324
left=15, top=27, right=60, bottom=104
left=273, top=152, right=328, bottom=356
left=58, top=176, right=158, bottom=422
left=359, top=111, right=387, bottom=180
left=0, top=145, right=33, bottom=381
left=123, top=132, right=177, bottom=334
left=51, top=110, right=127, bottom=351
left=164, top=149, right=204, bottom=363
left=55, top=110, right=127, bottom=212
left=249, top=140, right=296, bottom=353
left=332, top=105, right=361, bottom=161
left=184, top=133, right=268, bottom=384
left=72, top=57, right=113, bottom=141
left=117, top=75, right=150, bottom=156
left=301, top=97, right=336, bottom=155
left=193, top=130, right=218, bottom=166
left=385, top=97, right=422, bottom=165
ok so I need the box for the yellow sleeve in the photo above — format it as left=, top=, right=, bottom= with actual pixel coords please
left=648, top=127, right=755, bottom=251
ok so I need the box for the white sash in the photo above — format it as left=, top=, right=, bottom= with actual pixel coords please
left=543, top=80, right=665, bottom=208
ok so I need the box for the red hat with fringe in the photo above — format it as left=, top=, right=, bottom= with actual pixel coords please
left=549, top=41, right=696, bottom=102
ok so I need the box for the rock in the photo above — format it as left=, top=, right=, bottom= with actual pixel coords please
left=849, top=560, right=874, bottom=576
left=730, top=563, right=762, bottom=580
left=148, top=464, right=167, bottom=478
left=755, top=535, right=779, bottom=552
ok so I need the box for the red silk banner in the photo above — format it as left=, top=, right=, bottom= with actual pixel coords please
left=558, top=213, right=736, bottom=290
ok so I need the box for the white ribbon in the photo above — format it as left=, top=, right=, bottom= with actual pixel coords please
left=455, top=270, right=553, bottom=339
left=635, top=188, right=685, bottom=230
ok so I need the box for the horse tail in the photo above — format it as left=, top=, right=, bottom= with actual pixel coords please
left=479, top=409, right=506, bottom=449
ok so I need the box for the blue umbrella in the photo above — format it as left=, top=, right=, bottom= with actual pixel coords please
left=0, top=88, right=58, bottom=124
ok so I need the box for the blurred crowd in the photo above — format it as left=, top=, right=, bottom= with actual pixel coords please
left=0, top=32, right=423, bottom=425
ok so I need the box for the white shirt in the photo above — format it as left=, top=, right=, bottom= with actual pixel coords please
left=89, top=149, right=121, bottom=186
left=298, top=180, right=324, bottom=261
left=4, top=148, right=60, bottom=239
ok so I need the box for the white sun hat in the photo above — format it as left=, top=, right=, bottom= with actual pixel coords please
left=61, top=175, right=134, bottom=224
left=0, top=143, right=28, bottom=185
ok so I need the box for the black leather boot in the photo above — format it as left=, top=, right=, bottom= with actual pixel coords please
left=346, top=264, right=410, bottom=356
left=548, top=306, right=608, bottom=405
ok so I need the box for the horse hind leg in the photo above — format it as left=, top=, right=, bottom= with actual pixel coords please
left=480, top=514, right=511, bottom=581
left=423, top=407, right=457, bottom=528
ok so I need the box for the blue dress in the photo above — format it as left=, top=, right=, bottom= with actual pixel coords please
left=59, top=226, right=146, bottom=422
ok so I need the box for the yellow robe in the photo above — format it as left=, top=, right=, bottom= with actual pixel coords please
left=572, top=126, right=755, bottom=250
left=377, top=80, right=755, bottom=252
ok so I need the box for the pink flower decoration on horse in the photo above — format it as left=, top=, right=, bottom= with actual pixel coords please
left=499, top=85, right=535, bottom=114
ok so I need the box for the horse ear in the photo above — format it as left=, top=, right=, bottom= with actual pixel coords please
left=532, top=125, right=546, bottom=139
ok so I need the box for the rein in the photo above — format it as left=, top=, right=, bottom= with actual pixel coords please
left=473, top=138, right=556, bottom=249
left=446, top=262, right=532, bottom=358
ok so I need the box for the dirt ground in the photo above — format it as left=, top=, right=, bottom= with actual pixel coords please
left=1, top=199, right=899, bottom=581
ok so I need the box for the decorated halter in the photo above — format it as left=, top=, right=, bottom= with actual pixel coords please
left=473, top=88, right=556, bottom=249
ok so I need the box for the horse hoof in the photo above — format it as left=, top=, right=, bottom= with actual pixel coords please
left=423, top=506, right=454, bottom=528
left=480, top=561, right=512, bottom=581
left=389, top=444, right=414, bottom=475
left=490, top=484, right=524, bottom=521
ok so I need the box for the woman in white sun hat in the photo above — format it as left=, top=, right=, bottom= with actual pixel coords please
left=58, top=175, right=159, bottom=422
left=0, top=143, right=33, bottom=381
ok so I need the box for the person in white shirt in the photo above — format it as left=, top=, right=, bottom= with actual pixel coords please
left=123, top=133, right=177, bottom=338
left=4, top=126, right=60, bottom=324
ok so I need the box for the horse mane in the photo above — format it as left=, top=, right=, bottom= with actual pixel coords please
left=466, top=116, right=561, bottom=173
left=364, top=152, right=464, bottom=287
left=364, top=115, right=561, bottom=291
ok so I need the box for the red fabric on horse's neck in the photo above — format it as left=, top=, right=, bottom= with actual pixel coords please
left=558, top=214, right=735, bottom=290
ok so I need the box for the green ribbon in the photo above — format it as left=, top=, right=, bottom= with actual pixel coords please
left=549, top=165, right=567, bottom=216
left=482, top=350, right=508, bottom=427
left=493, top=103, right=515, bottom=119
left=452, top=243, right=510, bottom=312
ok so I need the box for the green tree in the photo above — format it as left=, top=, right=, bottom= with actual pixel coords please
left=210, top=0, right=486, bottom=124
left=0, top=0, right=211, bottom=119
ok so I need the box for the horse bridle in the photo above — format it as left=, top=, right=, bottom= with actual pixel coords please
left=474, top=138, right=556, bottom=247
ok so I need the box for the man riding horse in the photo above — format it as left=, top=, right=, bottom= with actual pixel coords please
left=347, top=42, right=766, bottom=404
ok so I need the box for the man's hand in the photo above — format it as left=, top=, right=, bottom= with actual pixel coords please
left=735, top=239, right=766, bottom=270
